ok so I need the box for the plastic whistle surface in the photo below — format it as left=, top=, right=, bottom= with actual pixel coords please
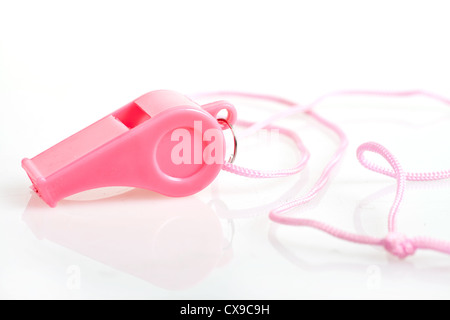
left=22, top=90, right=237, bottom=207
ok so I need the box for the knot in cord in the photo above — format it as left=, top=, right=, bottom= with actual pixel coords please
left=383, top=233, right=416, bottom=259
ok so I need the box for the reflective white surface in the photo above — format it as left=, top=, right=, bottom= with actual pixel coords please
left=2, top=0, right=450, bottom=299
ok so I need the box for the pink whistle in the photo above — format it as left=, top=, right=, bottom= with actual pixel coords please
left=22, top=90, right=237, bottom=207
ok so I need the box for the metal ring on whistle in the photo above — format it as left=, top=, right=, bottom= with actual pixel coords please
left=217, top=118, right=237, bottom=164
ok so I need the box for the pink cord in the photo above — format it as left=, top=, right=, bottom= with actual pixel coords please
left=195, top=90, right=450, bottom=259
left=222, top=119, right=311, bottom=178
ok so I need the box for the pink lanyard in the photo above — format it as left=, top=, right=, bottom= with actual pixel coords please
left=195, top=90, right=450, bottom=259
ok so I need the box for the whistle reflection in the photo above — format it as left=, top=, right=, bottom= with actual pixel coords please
left=22, top=160, right=308, bottom=291
left=23, top=188, right=229, bottom=290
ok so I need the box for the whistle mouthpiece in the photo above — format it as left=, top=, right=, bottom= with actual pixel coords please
left=22, top=90, right=237, bottom=207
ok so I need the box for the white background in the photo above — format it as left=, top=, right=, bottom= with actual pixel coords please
left=1, top=0, right=450, bottom=299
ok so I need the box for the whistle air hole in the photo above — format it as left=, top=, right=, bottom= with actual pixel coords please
left=25, top=173, right=39, bottom=195
left=113, top=102, right=151, bottom=129
left=30, top=182, right=40, bottom=197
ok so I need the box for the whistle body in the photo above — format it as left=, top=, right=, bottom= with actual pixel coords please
left=22, top=90, right=237, bottom=207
